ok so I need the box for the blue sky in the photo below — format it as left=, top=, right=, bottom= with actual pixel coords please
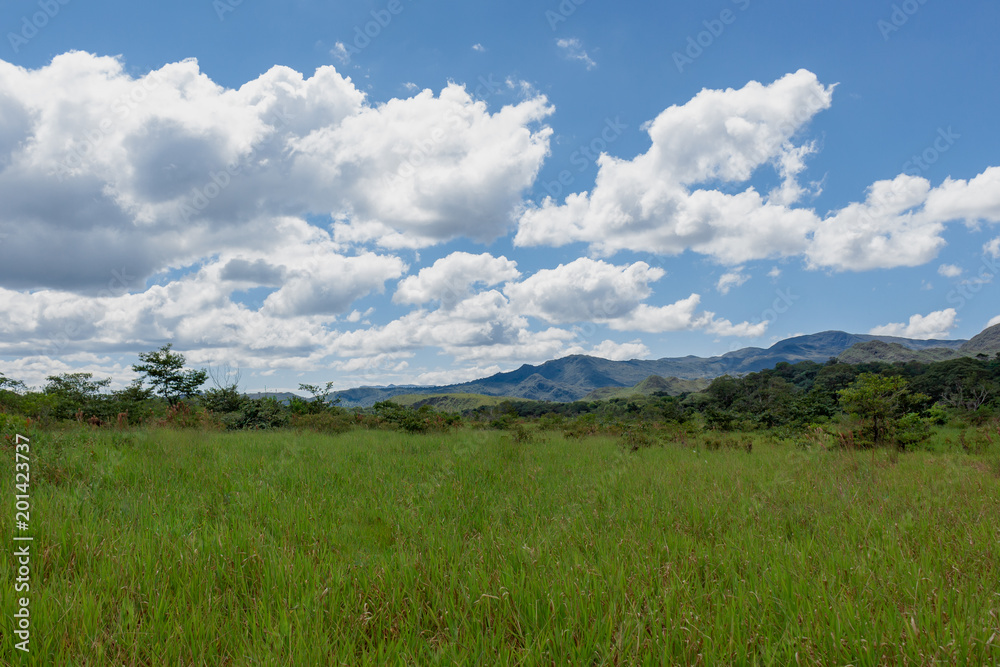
left=1, top=0, right=998, bottom=392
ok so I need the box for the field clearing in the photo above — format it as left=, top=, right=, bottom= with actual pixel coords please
left=2, top=427, right=1000, bottom=665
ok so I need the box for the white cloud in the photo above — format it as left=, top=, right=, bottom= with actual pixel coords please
left=807, top=174, right=947, bottom=271
left=716, top=268, right=749, bottom=294
left=706, top=318, right=769, bottom=338
left=394, top=252, right=520, bottom=308
left=472, top=43, right=486, bottom=53
left=988, top=315, right=1000, bottom=328
left=923, top=167, right=1000, bottom=225
left=505, top=258, right=664, bottom=325
left=869, top=308, right=958, bottom=340
left=938, top=264, right=963, bottom=278
left=331, top=42, right=351, bottom=64
left=583, top=340, right=651, bottom=360
left=515, top=70, right=1000, bottom=273
left=767, top=267, right=782, bottom=279
left=516, top=70, right=832, bottom=262
left=985, top=237, right=1000, bottom=258
left=345, top=308, right=374, bottom=323
left=0, top=52, right=554, bottom=291
left=261, top=252, right=405, bottom=318
left=556, top=38, right=596, bottom=69
left=416, top=364, right=502, bottom=386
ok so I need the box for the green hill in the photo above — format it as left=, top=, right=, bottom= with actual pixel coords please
left=389, top=393, right=521, bottom=412
left=837, top=341, right=961, bottom=364
left=584, top=375, right=710, bottom=401
left=959, top=323, right=1000, bottom=356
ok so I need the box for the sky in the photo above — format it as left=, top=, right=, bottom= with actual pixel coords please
left=1, top=0, right=999, bottom=393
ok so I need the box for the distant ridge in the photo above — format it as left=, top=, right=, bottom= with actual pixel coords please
left=960, top=323, right=1000, bottom=355
left=837, top=341, right=961, bottom=364
left=331, top=328, right=972, bottom=407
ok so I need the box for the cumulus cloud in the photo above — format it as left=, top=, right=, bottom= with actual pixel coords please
left=516, top=70, right=1000, bottom=273
left=516, top=70, right=832, bottom=262
left=472, top=43, right=486, bottom=53
left=394, top=252, right=520, bottom=308
left=556, top=38, right=596, bottom=69
left=869, top=308, right=958, bottom=340
left=988, top=315, right=1000, bottom=328
left=0, top=52, right=553, bottom=291
left=503, top=259, right=764, bottom=336
left=505, top=258, right=664, bottom=325
left=582, top=340, right=650, bottom=360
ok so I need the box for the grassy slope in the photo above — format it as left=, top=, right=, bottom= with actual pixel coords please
left=388, top=393, right=517, bottom=412
left=1, top=426, right=999, bottom=664
left=584, top=375, right=710, bottom=401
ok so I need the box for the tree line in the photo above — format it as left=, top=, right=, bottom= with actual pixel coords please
left=1, top=346, right=998, bottom=448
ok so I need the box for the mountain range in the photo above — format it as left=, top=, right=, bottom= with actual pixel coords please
left=328, top=325, right=1000, bottom=407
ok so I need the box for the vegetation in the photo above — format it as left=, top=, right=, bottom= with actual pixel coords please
left=2, top=347, right=1000, bottom=661
left=2, top=424, right=998, bottom=664
left=132, top=344, right=208, bottom=406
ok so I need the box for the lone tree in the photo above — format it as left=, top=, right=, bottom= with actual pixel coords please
left=132, top=344, right=207, bottom=406
left=839, top=373, right=924, bottom=448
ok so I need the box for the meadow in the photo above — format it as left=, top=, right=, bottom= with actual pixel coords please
left=2, top=425, right=999, bottom=665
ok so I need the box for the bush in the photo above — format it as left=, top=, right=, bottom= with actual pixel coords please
left=617, top=423, right=654, bottom=452
left=292, top=411, right=354, bottom=434
left=222, top=397, right=290, bottom=430
left=895, top=413, right=931, bottom=450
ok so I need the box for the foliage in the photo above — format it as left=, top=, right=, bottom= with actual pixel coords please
left=132, top=344, right=208, bottom=406
left=44, top=372, right=112, bottom=420
left=290, top=382, right=340, bottom=415
left=838, top=373, right=928, bottom=449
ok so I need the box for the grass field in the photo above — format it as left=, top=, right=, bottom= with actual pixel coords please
left=2, top=425, right=999, bottom=664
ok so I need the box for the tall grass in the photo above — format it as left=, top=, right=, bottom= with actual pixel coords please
left=2, top=426, right=999, bottom=664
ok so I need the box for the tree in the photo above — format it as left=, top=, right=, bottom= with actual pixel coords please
left=838, top=373, right=924, bottom=448
left=44, top=372, right=111, bottom=420
left=290, top=382, right=339, bottom=415
left=132, top=344, right=207, bottom=406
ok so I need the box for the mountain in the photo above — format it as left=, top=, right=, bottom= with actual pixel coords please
left=959, top=323, right=1000, bottom=355
left=390, top=393, right=524, bottom=412
left=837, top=323, right=1000, bottom=363
left=584, top=375, right=710, bottom=401
left=331, top=329, right=971, bottom=407
left=837, top=341, right=961, bottom=364
left=244, top=391, right=303, bottom=404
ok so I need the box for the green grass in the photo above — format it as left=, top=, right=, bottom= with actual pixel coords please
left=2, top=426, right=1000, bottom=664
